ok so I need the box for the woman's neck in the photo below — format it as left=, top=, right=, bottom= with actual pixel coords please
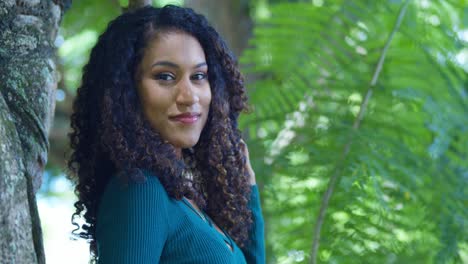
left=175, top=148, right=182, bottom=159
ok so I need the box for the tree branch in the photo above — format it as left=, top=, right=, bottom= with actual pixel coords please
left=309, top=1, right=411, bottom=263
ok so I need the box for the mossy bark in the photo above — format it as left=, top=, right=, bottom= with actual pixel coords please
left=0, top=0, right=66, bottom=263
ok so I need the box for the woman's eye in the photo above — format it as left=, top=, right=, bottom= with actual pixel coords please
left=191, top=73, right=207, bottom=81
left=155, top=73, right=175, bottom=81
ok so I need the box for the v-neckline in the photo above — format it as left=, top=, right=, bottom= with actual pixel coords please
left=181, top=198, right=235, bottom=252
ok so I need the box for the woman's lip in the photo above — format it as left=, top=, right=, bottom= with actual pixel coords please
left=169, top=114, right=200, bottom=124
left=171, top=113, right=201, bottom=118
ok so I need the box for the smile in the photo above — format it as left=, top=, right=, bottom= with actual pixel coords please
left=169, top=113, right=201, bottom=124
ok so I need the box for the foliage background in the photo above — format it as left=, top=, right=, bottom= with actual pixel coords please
left=40, top=0, right=467, bottom=263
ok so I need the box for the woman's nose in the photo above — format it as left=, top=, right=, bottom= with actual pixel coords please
left=176, top=78, right=199, bottom=106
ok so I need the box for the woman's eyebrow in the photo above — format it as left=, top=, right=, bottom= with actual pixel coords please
left=152, top=61, right=207, bottom=69
left=152, top=61, right=178, bottom=68
left=193, top=62, right=207, bottom=69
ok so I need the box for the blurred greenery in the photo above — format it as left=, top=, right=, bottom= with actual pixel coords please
left=45, top=0, right=467, bottom=263
left=240, top=0, right=467, bottom=263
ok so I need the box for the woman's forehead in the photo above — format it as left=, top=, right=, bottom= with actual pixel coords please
left=141, top=31, right=207, bottom=70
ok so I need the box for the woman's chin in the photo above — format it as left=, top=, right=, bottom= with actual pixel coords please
left=168, top=136, right=200, bottom=149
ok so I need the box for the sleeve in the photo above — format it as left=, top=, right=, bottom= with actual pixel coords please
left=96, top=175, right=171, bottom=264
left=242, top=185, right=266, bottom=264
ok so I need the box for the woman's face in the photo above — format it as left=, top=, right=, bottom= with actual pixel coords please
left=136, top=31, right=211, bottom=149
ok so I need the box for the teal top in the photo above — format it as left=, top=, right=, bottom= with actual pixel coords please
left=96, top=170, right=265, bottom=263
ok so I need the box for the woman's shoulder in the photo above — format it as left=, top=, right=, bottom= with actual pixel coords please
left=108, top=168, right=164, bottom=188
left=96, top=169, right=176, bottom=247
left=100, top=168, right=171, bottom=207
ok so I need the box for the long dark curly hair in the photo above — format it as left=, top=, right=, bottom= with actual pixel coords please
left=67, top=5, right=252, bottom=260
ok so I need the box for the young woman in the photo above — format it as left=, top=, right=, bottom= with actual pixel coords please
left=68, top=5, right=265, bottom=264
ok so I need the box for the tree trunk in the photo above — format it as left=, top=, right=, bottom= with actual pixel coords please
left=0, top=0, right=67, bottom=263
left=128, top=0, right=151, bottom=11
left=184, top=0, right=252, bottom=58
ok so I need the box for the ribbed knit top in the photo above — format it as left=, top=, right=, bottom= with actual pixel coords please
left=96, top=170, right=265, bottom=263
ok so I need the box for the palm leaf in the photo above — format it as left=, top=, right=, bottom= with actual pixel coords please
left=240, top=0, right=468, bottom=263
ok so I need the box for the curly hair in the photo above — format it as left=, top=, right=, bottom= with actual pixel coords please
left=67, top=5, right=252, bottom=260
